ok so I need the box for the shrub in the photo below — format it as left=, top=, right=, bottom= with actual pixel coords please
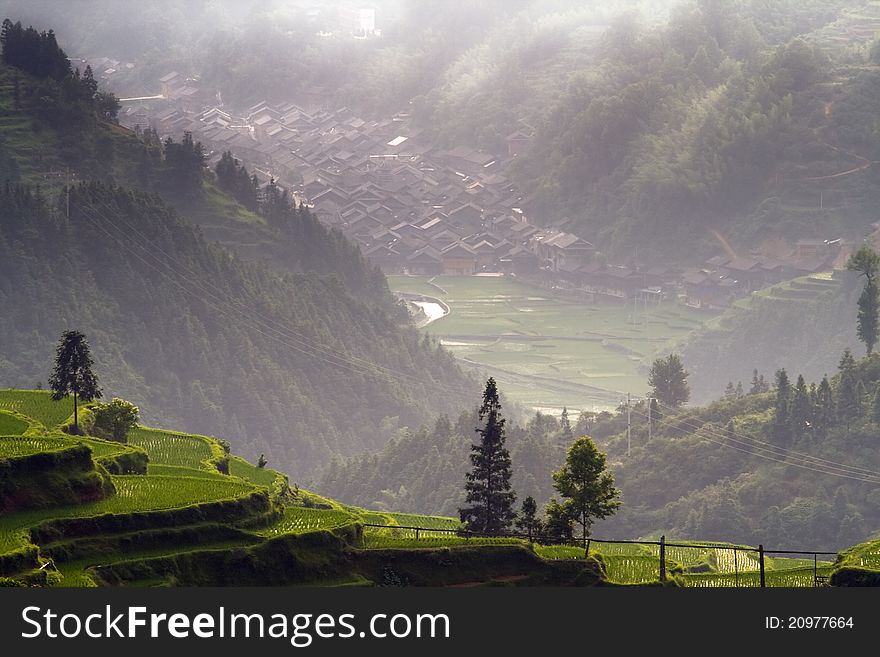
left=91, top=398, right=139, bottom=443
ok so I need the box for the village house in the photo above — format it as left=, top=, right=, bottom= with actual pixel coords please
left=441, top=242, right=479, bottom=275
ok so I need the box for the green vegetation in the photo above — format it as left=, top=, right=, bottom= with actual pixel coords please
left=326, top=342, right=880, bottom=550
left=128, top=427, right=217, bottom=470
left=0, top=434, right=77, bottom=458
left=0, top=176, right=473, bottom=480
left=831, top=537, right=880, bottom=585
left=459, top=378, right=516, bottom=533
left=256, top=507, right=359, bottom=538
left=0, top=411, right=27, bottom=435
left=0, top=29, right=475, bottom=481
left=48, top=329, right=102, bottom=434
left=0, top=390, right=74, bottom=430
left=678, top=273, right=858, bottom=404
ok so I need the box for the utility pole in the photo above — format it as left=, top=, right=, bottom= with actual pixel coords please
left=647, top=397, right=652, bottom=443
left=66, top=167, right=70, bottom=221
left=626, top=392, right=631, bottom=457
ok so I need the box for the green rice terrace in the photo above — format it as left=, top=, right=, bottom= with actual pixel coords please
left=0, top=389, right=872, bottom=587
left=388, top=275, right=718, bottom=414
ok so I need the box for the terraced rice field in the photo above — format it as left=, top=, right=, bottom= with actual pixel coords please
left=257, top=506, right=358, bottom=537
left=602, top=555, right=663, bottom=584
left=388, top=275, right=715, bottom=413
left=229, top=455, right=282, bottom=486
left=0, top=434, right=77, bottom=457
left=681, top=566, right=834, bottom=588
left=128, top=427, right=215, bottom=469
left=363, top=531, right=522, bottom=550
left=386, top=513, right=463, bottom=530
left=0, top=390, right=73, bottom=429
left=146, top=464, right=231, bottom=479
left=535, top=540, right=833, bottom=586
left=0, top=411, right=28, bottom=435
left=0, top=475, right=258, bottom=552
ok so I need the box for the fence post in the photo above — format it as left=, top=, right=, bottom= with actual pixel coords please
left=759, top=544, right=765, bottom=588
left=415, top=528, right=420, bottom=541
left=734, top=549, right=739, bottom=587
left=585, top=539, right=591, bottom=559
left=813, top=553, right=817, bottom=587
left=659, top=535, right=666, bottom=582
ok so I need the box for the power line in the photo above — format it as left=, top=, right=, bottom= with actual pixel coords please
left=625, top=403, right=880, bottom=484
left=648, top=396, right=880, bottom=478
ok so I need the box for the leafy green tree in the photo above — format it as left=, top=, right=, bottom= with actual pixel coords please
left=772, top=368, right=791, bottom=445
left=459, top=378, right=516, bottom=533
left=647, top=353, right=690, bottom=408
left=550, top=436, right=621, bottom=548
left=856, top=278, right=880, bottom=355
left=848, top=245, right=880, bottom=354
left=543, top=498, right=574, bottom=541
left=848, top=243, right=880, bottom=279
left=91, top=397, right=139, bottom=442
left=48, top=330, right=102, bottom=434
left=514, top=495, right=543, bottom=542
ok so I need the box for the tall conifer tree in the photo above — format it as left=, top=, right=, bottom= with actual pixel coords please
left=459, top=378, right=516, bottom=533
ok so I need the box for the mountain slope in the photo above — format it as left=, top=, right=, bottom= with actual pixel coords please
left=0, top=180, right=474, bottom=480
left=0, top=35, right=476, bottom=480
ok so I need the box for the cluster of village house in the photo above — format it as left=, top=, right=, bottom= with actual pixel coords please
left=116, top=70, right=850, bottom=309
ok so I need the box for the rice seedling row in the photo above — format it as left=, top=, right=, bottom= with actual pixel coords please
left=257, top=507, right=358, bottom=537
left=0, top=390, right=73, bottom=429
left=0, top=411, right=28, bottom=435
left=0, top=434, right=77, bottom=458
left=128, top=427, right=214, bottom=469
left=0, top=475, right=257, bottom=553
left=385, top=513, right=463, bottom=531
left=228, top=455, right=281, bottom=487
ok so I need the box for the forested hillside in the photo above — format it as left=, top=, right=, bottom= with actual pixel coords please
left=323, top=349, right=880, bottom=550
left=678, top=272, right=863, bottom=404
left=0, top=26, right=475, bottom=481
left=510, top=0, right=876, bottom=257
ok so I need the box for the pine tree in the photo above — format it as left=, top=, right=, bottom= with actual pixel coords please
left=816, top=375, right=834, bottom=439
left=48, top=329, right=102, bottom=434
left=750, top=369, right=761, bottom=394
left=514, top=496, right=543, bottom=542
left=839, top=348, right=856, bottom=374
left=735, top=381, right=744, bottom=397
left=790, top=374, right=811, bottom=439
left=459, top=378, right=516, bottom=534
left=724, top=381, right=736, bottom=399
left=872, top=382, right=880, bottom=424
left=560, top=406, right=573, bottom=444
left=772, top=369, right=791, bottom=445
left=837, top=372, right=859, bottom=435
